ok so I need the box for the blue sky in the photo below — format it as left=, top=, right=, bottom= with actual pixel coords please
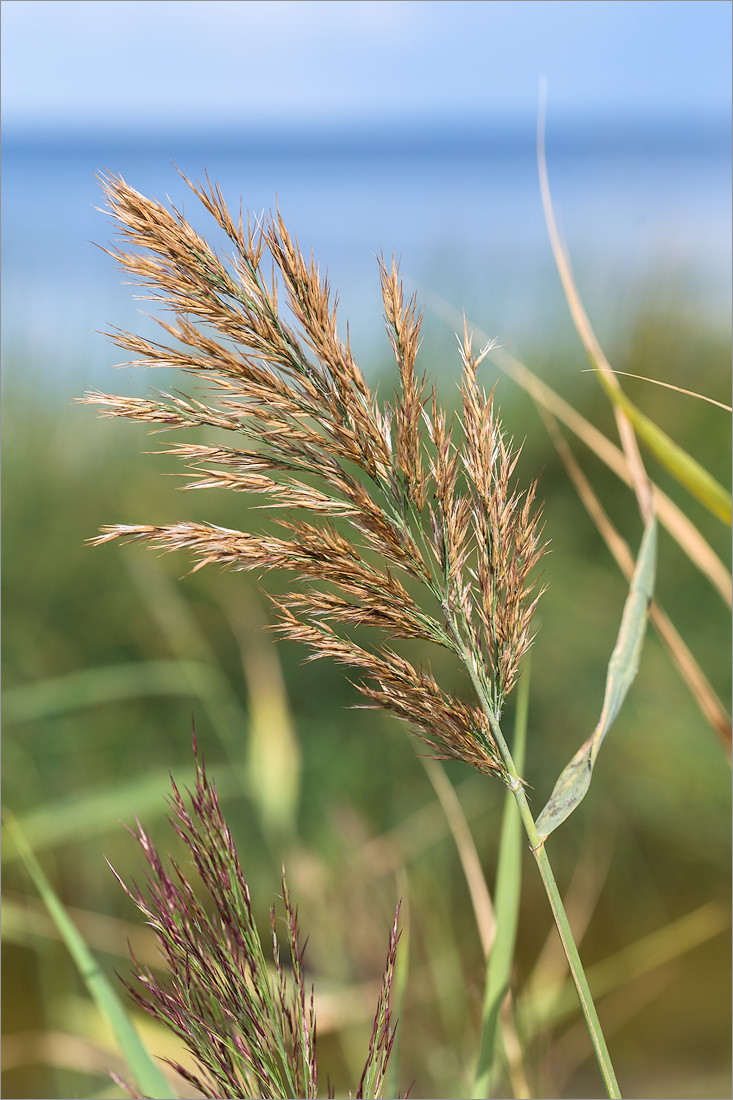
left=2, top=0, right=730, bottom=132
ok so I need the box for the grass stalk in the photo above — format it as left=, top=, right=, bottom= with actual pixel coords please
left=525, top=836, right=621, bottom=1098
left=472, top=663, right=529, bottom=1099
left=459, top=655, right=621, bottom=1098
left=506, top=774, right=621, bottom=1098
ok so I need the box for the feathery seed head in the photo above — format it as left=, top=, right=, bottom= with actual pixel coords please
left=84, top=173, right=546, bottom=782
left=113, top=739, right=402, bottom=1098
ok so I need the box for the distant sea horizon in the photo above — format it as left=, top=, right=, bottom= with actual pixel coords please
left=4, top=109, right=731, bottom=156
left=3, top=111, right=730, bottom=396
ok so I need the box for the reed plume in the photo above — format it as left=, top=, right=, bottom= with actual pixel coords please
left=82, top=171, right=546, bottom=784
left=111, top=734, right=401, bottom=1099
left=84, top=173, right=638, bottom=1099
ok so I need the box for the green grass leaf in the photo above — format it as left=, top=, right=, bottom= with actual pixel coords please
left=535, top=517, right=657, bottom=842
left=3, top=812, right=177, bottom=1099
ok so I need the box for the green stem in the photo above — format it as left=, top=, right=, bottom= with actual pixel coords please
left=473, top=668, right=529, bottom=1099
left=487, top=710, right=622, bottom=1100
left=447, top=621, right=621, bottom=1098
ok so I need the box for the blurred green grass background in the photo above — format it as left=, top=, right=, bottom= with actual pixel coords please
left=2, top=289, right=731, bottom=1099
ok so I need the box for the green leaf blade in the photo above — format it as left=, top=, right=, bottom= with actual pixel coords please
left=535, top=516, right=657, bottom=842
left=4, top=813, right=178, bottom=1100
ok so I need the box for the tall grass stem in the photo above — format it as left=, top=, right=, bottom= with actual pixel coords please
left=472, top=662, right=530, bottom=1098
left=458, top=652, right=621, bottom=1098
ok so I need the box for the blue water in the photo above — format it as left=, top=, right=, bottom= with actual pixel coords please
left=2, top=119, right=730, bottom=396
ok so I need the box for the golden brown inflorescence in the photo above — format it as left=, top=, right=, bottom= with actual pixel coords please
left=83, top=172, right=546, bottom=783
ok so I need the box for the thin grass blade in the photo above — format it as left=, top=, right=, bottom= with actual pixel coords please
left=3, top=812, right=177, bottom=1100
left=582, top=368, right=732, bottom=412
left=125, top=554, right=295, bottom=830
left=422, top=757, right=496, bottom=958
left=598, top=378, right=731, bottom=525
left=537, top=89, right=731, bottom=526
left=537, top=81, right=652, bottom=524
left=535, top=517, right=657, bottom=842
left=124, top=556, right=253, bottom=778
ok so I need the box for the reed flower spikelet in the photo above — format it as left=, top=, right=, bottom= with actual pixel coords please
left=111, top=735, right=401, bottom=1099
left=83, top=171, right=546, bottom=782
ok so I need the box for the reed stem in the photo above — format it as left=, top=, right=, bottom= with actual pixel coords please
left=487, top=711, right=622, bottom=1099
left=449, top=626, right=621, bottom=1099
left=472, top=667, right=529, bottom=1099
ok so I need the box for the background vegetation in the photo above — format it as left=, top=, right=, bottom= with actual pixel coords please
left=3, top=271, right=731, bottom=1098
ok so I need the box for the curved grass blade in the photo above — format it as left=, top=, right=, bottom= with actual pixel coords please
left=535, top=517, right=657, bottom=843
left=582, top=368, right=732, bottom=413
left=537, top=89, right=731, bottom=527
left=537, top=81, right=652, bottom=524
left=3, top=812, right=177, bottom=1100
